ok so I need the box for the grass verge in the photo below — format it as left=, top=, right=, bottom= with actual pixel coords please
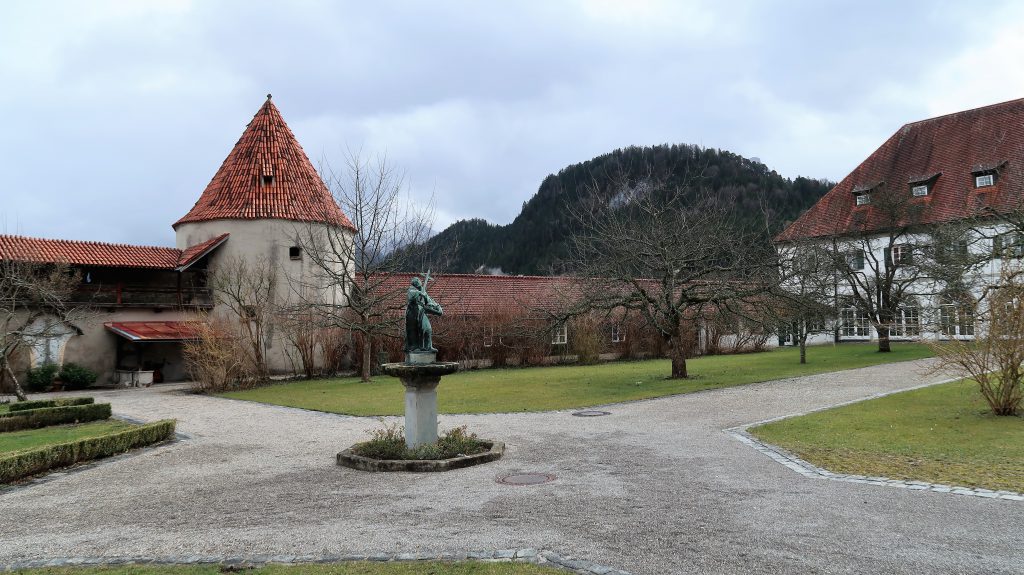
left=219, top=343, right=934, bottom=415
left=3, top=562, right=565, bottom=574
left=750, top=379, right=1024, bottom=492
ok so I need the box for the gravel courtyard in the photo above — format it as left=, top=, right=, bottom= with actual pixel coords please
left=1, top=358, right=1022, bottom=574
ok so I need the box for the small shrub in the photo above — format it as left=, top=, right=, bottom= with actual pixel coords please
left=9, top=397, right=94, bottom=412
left=58, top=363, right=98, bottom=390
left=351, top=424, right=489, bottom=461
left=0, top=419, right=176, bottom=483
left=0, top=403, right=111, bottom=432
left=25, top=364, right=59, bottom=392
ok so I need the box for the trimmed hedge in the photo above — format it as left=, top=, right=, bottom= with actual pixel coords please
left=0, top=419, right=176, bottom=483
left=0, top=403, right=112, bottom=432
left=8, top=397, right=95, bottom=412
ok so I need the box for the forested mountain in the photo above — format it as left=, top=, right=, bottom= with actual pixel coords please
left=420, top=144, right=833, bottom=275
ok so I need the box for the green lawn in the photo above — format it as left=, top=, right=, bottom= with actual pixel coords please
left=0, top=420, right=136, bottom=455
left=8, top=563, right=563, bottom=575
left=751, top=380, right=1024, bottom=492
left=219, top=343, right=934, bottom=416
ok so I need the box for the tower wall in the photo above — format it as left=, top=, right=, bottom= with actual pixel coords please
left=176, top=219, right=352, bottom=374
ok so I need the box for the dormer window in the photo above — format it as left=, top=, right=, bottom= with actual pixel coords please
left=261, top=175, right=275, bottom=187
left=911, top=184, right=929, bottom=197
left=851, top=182, right=881, bottom=207
left=972, top=161, right=1005, bottom=189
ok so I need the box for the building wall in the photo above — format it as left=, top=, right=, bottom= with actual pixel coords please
left=27, top=308, right=202, bottom=385
left=176, top=218, right=352, bottom=374
left=778, top=222, right=1018, bottom=345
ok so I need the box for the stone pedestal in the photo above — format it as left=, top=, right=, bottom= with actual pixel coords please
left=382, top=361, right=459, bottom=449
left=403, top=377, right=441, bottom=448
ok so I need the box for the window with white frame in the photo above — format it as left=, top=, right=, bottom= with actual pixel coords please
left=891, top=306, right=920, bottom=337
left=611, top=324, right=625, bottom=343
left=940, top=300, right=975, bottom=337
left=911, top=184, right=929, bottom=197
left=840, top=307, right=871, bottom=337
left=890, top=244, right=913, bottom=265
left=552, top=323, right=568, bottom=345
left=975, top=174, right=995, bottom=188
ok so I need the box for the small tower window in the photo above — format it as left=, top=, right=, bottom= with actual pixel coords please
left=975, top=174, right=995, bottom=188
left=289, top=246, right=302, bottom=260
left=911, top=184, right=929, bottom=197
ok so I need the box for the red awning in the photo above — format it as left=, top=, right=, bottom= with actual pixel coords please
left=104, top=321, right=204, bottom=342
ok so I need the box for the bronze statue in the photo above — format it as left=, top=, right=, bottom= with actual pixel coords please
left=405, top=272, right=443, bottom=353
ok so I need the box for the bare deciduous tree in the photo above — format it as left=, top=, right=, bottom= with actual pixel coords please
left=209, top=255, right=277, bottom=381
left=293, top=151, right=440, bottom=382
left=0, top=259, right=81, bottom=401
left=568, top=174, right=778, bottom=379
left=931, top=263, right=1024, bottom=415
left=823, top=185, right=987, bottom=352
left=773, top=240, right=839, bottom=363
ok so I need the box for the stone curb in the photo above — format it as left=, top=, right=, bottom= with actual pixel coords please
left=727, top=376, right=1024, bottom=502
left=0, top=549, right=631, bottom=575
left=336, top=440, right=505, bottom=472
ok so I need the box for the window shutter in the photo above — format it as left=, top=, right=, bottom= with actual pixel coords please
left=993, top=235, right=1003, bottom=259
left=884, top=247, right=892, bottom=266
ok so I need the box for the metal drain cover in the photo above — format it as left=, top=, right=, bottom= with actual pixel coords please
left=496, top=472, right=556, bottom=486
left=572, top=410, right=611, bottom=417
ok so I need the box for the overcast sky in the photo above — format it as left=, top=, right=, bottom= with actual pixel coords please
left=3, top=0, right=1024, bottom=247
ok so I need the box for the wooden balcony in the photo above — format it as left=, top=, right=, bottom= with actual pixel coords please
left=71, top=282, right=214, bottom=309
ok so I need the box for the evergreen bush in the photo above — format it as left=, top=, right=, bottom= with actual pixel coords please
left=0, top=402, right=111, bottom=432
left=58, top=363, right=97, bottom=390
left=9, top=397, right=94, bottom=412
left=0, top=419, right=176, bottom=483
left=25, top=364, right=59, bottom=392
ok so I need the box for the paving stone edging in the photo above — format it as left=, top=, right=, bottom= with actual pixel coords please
left=0, top=549, right=632, bottom=575
left=727, top=377, right=1024, bottom=502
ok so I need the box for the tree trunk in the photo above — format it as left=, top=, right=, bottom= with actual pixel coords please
left=361, top=338, right=372, bottom=383
left=2, top=359, right=27, bottom=402
left=876, top=325, right=891, bottom=352
left=668, top=334, right=689, bottom=379
left=799, top=335, right=807, bottom=364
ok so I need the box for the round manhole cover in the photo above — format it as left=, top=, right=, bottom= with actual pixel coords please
left=496, top=472, right=556, bottom=486
left=572, top=410, right=611, bottom=417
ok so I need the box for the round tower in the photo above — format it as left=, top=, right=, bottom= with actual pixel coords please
left=174, top=95, right=356, bottom=373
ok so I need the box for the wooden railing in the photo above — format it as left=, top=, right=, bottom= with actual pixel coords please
left=70, top=283, right=214, bottom=309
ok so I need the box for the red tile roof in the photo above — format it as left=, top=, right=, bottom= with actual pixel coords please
left=0, top=234, right=183, bottom=269
left=367, top=272, right=585, bottom=316
left=104, top=321, right=204, bottom=341
left=776, top=98, right=1024, bottom=242
left=177, top=233, right=229, bottom=270
left=174, top=96, right=356, bottom=231
left=0, top=233, right=228, bottom=271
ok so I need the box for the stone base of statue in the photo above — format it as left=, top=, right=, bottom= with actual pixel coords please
left=405, top=350, right=437, bottom=365
left=381, top=360, right=459, bottom=448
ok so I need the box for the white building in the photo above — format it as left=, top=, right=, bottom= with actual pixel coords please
left=775, top=98, right=1024, bottom=345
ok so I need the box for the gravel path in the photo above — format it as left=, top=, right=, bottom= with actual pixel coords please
left=1, top=358, right=1022, bottom=574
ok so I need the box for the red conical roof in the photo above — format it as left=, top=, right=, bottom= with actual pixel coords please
left=174, top=96, right=355, bottom=231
